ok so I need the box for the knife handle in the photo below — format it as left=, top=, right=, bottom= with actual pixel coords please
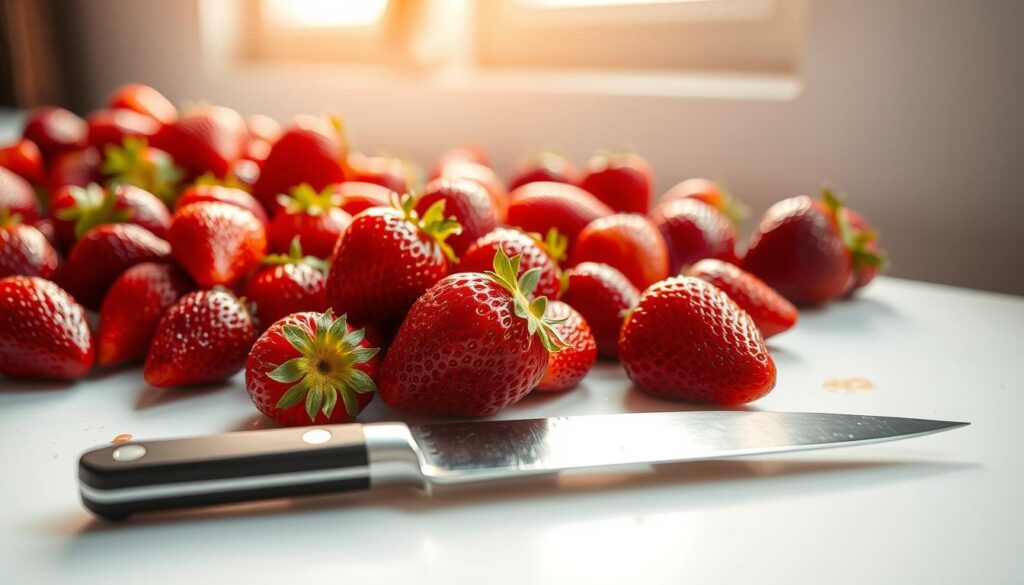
left=78, top=423, right=425, bottom=520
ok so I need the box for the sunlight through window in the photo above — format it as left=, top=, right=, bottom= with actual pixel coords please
left=263, top=0, right=389, bottom=28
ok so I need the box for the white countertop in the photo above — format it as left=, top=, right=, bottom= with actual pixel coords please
left=2, top=276, right=1022, bottom=584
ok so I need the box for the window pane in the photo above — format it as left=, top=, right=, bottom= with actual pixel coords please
left=262, top=0, right=389, bottom=29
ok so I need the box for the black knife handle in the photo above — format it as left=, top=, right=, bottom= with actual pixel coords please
left=79, top=424, right=371, bottom=520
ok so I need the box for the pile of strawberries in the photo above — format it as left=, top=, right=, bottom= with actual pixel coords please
left=0, top=84, right=884, bottom=425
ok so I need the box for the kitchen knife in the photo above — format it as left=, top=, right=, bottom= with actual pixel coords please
left=78, top=411, right=967, bottom=519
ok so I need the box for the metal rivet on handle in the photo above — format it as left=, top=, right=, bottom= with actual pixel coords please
left=302, top=429, right=332, bottom=445
left=112, top=444, right=147, bottom=462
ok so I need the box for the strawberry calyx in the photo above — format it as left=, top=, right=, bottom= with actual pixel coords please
left=101, top=136, right=183, bottom=204
left=822, top=188, right=886, bottom=270
left=262, top=237, right=328, bottom=272
left=0, top=208, right=22, bottom=228
left=268, top=309, right=379, bottom=421
left=394, top=194, right=462, bottom=264
left=54, top=183, right=134, bottom=239
left=484, top=247, right=568, bottom=353
left=529, top=227, right=568, bottom=265
left=711, top=180, right=750, bottom=230
left=193, top=171, right=250, bottom=192
left=276, top=183, right=339, bottom=217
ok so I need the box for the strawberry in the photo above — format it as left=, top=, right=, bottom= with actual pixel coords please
left=741, top=189, right=883, bottom=306
left=0, top=139, right=46, bottom=186
left=508, top=151, right=577, bottom=192
left=578, top=152, right=652, bottom=214
left=433, top=160, right=508, bottom=222
left=842, top=208, right=883, bottom=295
left=49, top=147, right=102, bottom=191
left=96, top=262, right=194, bottom=366
left=50, top=183, right=171, bottom=251
left=252, top=115, right=346, bottom=213
left=380, top=248, right=565, bottom=416
left=560, top=261, right=639, bottom=359
left=658, top=178, right=748, bottom=228
left=686, top=259, right=797, bottom=339
left=649, top=198, right=738, bottom=274
left=570, top=213, right=669, bottom=290
left=246, top=310, right=379, bottom=426
left=347, top=152, right=410, bottom=194
left=144, top=288, right=257, bottom=387
left=99, top=137, right=183, bottom=203
left=619, top=276, right=776, bottom=404
left=325, top=196, right=460, bottom=325
left=21, top=107, right=87, bottom=164
left=86, top=109, right=161, bottom=150
left=243, top=239, right=328, bottom=331
left=168, top=201, right=267, bottom=288
left=59, top=223, right=172, bottom=309
left=268, top=184, right=352, bottom=258
left=506, top=181, right=613, bottom=253
left=0, top=212, right=59, bottom=279
left=535, top=300, right=596, bottom=392
left=107, top=83, right=178, bottom=126
left=0, top=276, right=93, bottom=380
left=460, top=227, right=564, bottom=301
left=175, top=184, right=269, bottom=228
left=336, top=181, right=397, bottom=216
left=415, top=177, right=498, bottom=257
left=153, top=105, right=247, bottom=179
left=0, top=166, right=41, bottom=223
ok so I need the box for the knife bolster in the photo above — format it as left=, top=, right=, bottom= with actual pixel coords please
left=363, top=423, right=430, bottom=491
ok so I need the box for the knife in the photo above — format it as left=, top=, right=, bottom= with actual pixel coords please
left=78, top=411, right=967, bottom=519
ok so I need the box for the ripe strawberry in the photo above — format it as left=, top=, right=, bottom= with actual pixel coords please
left=433, top=160, right=508, bottom=222
left=561, top=262, right=639, bottom=359
left=0, top=276, right=93, bottom=380
left=252, top=115, right=346, bottom=213
left=347, top=152, right=410, bottom=194
left=168, top=201, right=267, bottom=287
left=107, top=83, right=178, bottom=126
left=0, top=166, right=41, bottom=223
left=535, top=301, right=596, bottom=392
left=649, top=198, right=738, bottom=274
left=268, top=184, right=352, bottom=258
left=336, top=181, right=397, bottom=216
left=619, top=276, right=776, bottom=404
left=96, top=263, right=194, bottom=366
left=460, top=227, right=564, bottom=300
left=658, top=178, right=748, bottom=228
left=578, top=152, right=652, bottom=213
left=415, top=177, right=498, bottom=257
left=686, top=259, right=797, bottom=339
left=380, top=249, right=565, bottom=416
left=21, top=107, right=87, bottom=164
left=842, top=208, right=883, bottom=295
left=86, top=109, right=161, bottom=150
left=175, top=184, right=269, bottom=228
left=571, top=214, right=669, bottom=290
left=508, top=151, right=577, bottom=192
left=0, top=212, right=59, bottom=279
left=326, top=196, right=460, bottom=325
left=49, top=147, right=102, bottom=191
left=144, top=288, right=257, bottom=387
left=60, top=223, right=172, bottom=309
left=741, top=190, right=883, bottom=306
left=50, top=183, right=171, bottom=250
left=506, top=181, right=613, bottom=253
left=153, top=105, right=247, bottom=179
left=0, top=139, right=46, bottom=186
left=243, top=239, right=328, bottom=331
left=246, top=310, right=379, bottom=426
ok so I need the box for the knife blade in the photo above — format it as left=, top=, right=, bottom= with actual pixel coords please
left=78, top=411, right=967, bottom=519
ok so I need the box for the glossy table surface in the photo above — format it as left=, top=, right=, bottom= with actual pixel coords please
left=2, top=277, right=1022, bottom=584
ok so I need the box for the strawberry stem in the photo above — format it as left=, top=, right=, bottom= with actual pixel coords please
left=262, top=237, right=328, bottom=272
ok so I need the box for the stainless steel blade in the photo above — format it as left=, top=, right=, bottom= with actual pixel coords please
left=409, top=411, right=967, bottom=484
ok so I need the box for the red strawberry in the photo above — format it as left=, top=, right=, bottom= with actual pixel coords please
left=686, top=259, right=797, bottom=339
left=175, top=184, right=269, bottom=228
left=252, top=115, right=346, bottom=212
left=650, top=198, right=738, bottom=274
left=842, top=208, right=883, bottom=294
left=578, top=152, right=652, bottom=213
left=21, top=107, right=87, bottom=164
left=243, top=239, right=328, bottom=331
left=508, top=151, right=577, bottom=192
left=506, top=181, right=613, bottom=253
left=433, top=160, right=508, bottom=222
left=561, top=261, right=639, bottom=359
left=153, top=105, right=247, bottom=179
left=49, top=147, right=102, bottom=191
left=0, top=166, right=40, bottom=223
left=0, top=276, right=93, bottom=380
left=325, top=196, right=460, bottom=325
left=50, top=183, right=171, bottom=251
left=168, top=201, right=267, bottom=288
left=107, top=83, right=178, bottom=126
left=0, top=213, right=59, bottom=279
left=741, top=189, right=883, bottom=306
left=96, top=263, right=194, bottom=366
left=380, top=249, right=564, bottom=416
left=347, top=152, right=410, bottom=194
left=535, top=300, right=596, bottom=392
left=415, top=177, right=498, bottom=257
left=658, top=178, right=748, bottom=227
left=144, top=288, right=257, bottom=387
left=246, top=310, right=379, bottom=426
left=0, top=139, right=46, bottom=186
left=619, top=276, right=776, bottom=404
left=336, top=181, right=397, bottom=216
left=268, top=184, right=351, bottom=258
left=60, top=223, right=171, bottom=309
left=460, top=227, right=564, bottom=300
left=86, top=109, right=161, bottom=150
left=571, top=214, right=669, bottom=290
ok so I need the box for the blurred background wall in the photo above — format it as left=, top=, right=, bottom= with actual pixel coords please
left=3, top=0, right=1022, bottom=294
